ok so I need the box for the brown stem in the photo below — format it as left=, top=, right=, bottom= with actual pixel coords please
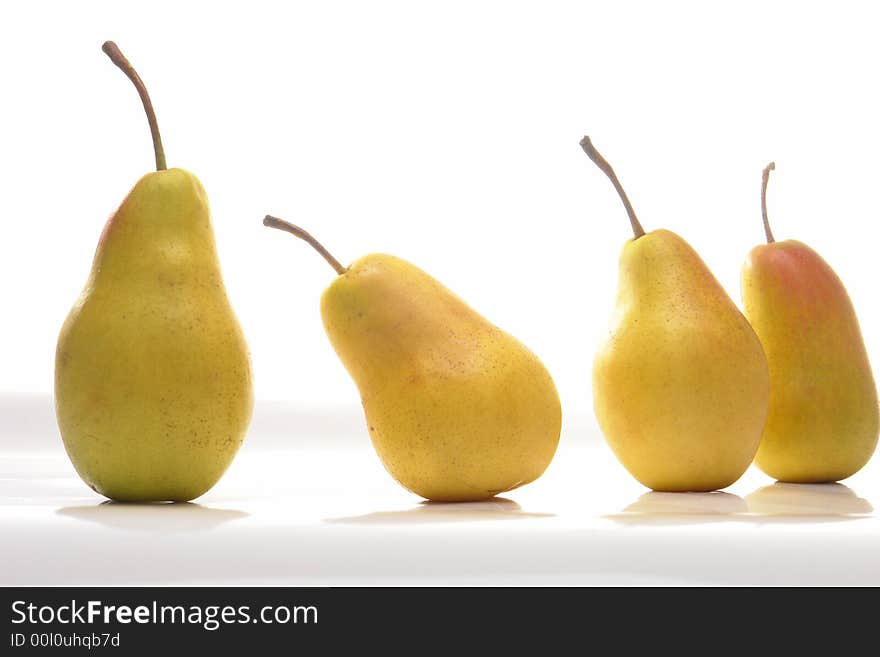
left=579, top=136, right=645, bottom=239
left=761, top=162, right=776, bottom=244
left=263, top=216, right=348, bottom=275
left=102, top=41, right=167, bottom=171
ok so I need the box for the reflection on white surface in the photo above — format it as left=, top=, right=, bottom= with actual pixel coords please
left=56, top=502, right=249, bottom=532
left=746, top=482, right=874, bottom=517
left=608, top=484, right=874, bottom=527
left=608, top=491, right=748, bottom=526
left=2, top=398, right=879, bottom=585
left=626, top=491, right=748, bottom=515
left=325, top=498, right=554, bottom=525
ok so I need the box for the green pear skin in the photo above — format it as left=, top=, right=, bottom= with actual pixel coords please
left=56, top=169, right=253, bottom=501
left=319, top=253, right=562, bottom=502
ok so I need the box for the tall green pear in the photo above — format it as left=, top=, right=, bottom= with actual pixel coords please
left=55, top=42, right=253, bottom=502
left=262, top=217, right=561, bottom=502
left=583, top=137, right=770, bottom=492
left=742, top=163, right=878, bottom=482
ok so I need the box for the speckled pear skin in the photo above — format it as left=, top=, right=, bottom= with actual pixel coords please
left=55, top=169, right=253, bottom=502
left=320, top=254, right=561, bottom=502
left=593, top=229, right=770, bottom=492
left=742, top=240, right=879, bottom=482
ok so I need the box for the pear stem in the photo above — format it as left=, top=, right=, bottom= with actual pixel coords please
left=102, top=41, right=167, bottom=171
left=761, top=161, right=776, bottom=244
left=580, top=136, right=645, bottom=239
left=263, top=216, right=348, bottom=275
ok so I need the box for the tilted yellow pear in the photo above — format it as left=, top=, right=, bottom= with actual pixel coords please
left=55, top=43, right=253, bottom=502
left=582, top=137, right=769, bottom=491
left=263, top=216, right=561, bottom=501
left=742, top=163, right=878, bottom=482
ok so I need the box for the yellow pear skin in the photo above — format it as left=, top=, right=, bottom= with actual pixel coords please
left=582, top=137, right=769, bottom=491
left=263, top=218, right=561, bottom=502
left=741, top=163, right=879, bottom=482
left=54, top=43, right=253, bottom=502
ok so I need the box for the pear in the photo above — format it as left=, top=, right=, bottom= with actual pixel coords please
left=741, top=163, right=878, bottom=482
left=55, top=42, right=253, bottom=502
left=263, top=217, right=561, bottom=502
left=582, top=137, right=769, bottom=492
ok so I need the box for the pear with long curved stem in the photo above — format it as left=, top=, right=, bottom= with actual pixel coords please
left=54, top=42, right=253, bottom=502
left=584, top=136, right=769, bottom=492
left=742, top=162, right=878, bottom=482
left=263, top=215, right=561, bottom=502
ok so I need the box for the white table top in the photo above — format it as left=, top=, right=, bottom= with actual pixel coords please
left=2, top=395, right=878, bottom=586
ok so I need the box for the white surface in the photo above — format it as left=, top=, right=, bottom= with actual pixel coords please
left=2, top=395, right=878, bottom=586
left=1, top=1, right=880, bottom=427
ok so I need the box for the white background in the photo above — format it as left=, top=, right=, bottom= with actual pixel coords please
left=2, top=0, right=879, bottom=431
